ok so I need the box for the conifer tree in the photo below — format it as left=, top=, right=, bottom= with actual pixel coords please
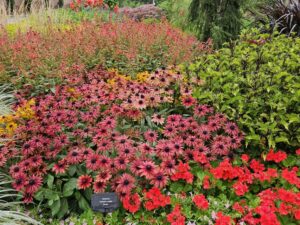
left=189, top=0, right=243, bottom=48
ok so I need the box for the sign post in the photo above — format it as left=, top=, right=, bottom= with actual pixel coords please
left=91, top=192, right=120, bottom=213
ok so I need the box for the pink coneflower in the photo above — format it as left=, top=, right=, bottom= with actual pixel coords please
left=86, top=154, right=101, bottom=171
left=67, top=149, right=83, bottom=164
left=23, top=191, right=33, bottom=204
left=198, top=125, right=211, bottom=140
left=177, top=120, right=189, bottom=132
left=93, top=181, right=106, bottom=193
left=77, top=175, right=93, bottom=190
left=22, top=142, right=35, bottom=156
left=130, top=160, right=142, bottom=175
left=119, top=146, right=136, bottom=158
left=211, top=141, right=229, bottom=156
left=9, top=164, right=23, bottom=178
left=156, top=141, right=175, bottom=158
left=207, top=119, right=222, bottom=132
left=193, top=104, right=213, bottom=118
left=12, top=174, right=27, bottom=191
left=139, top=143, right=154, bottom=155
left=146, top=94, right=160, bottom=107
left=150, top=169, right=169, bottom=188
left=167, top=115, right=182, bottom=126
left=214, top=113, right=227, bottom=123
left=132, top=98, right=147, bottom=109
left=140, top=161, right=157, bottom=179
left=26, top=175, right=43, bottom=193
left=81, top=148, right=93, bottom=159
left=182, top=95, right=196, bottom=107
left=163, top=125, right=177, bottom=138
left=114, top=156, right=128, bottom=171
left=161, top=159, right=176, bottom=175
left=52, top=160, right=68, bottom=174
left=224, top=122, right=239, bottom=136
left=229, top=136, right=242, bottom=149
left=151, top=113, right=165, bottom=125
left=171, top=139, right=184, bottom=156
left=29, top=156, right=43, bottom=167
left=97, top=139, right=113, bottom=152
left=185, top=136, right=197, bottom=147
left=115, top=135, right=131, bottom=147
left=98, top=155, right=111, bottom=169
left=144, top=130, right=158, bottom=143
left=184, top=150, right=196, bottom=161
left=96, top=171, right=112, bottom=182
left=99, top=117, right=116, bottom=130
left=116, top=174, right=135, bottom=193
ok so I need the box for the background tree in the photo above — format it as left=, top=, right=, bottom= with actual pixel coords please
left=5, top=0, right=14, bottom=14
left=189, top=0, right=243, bottom=48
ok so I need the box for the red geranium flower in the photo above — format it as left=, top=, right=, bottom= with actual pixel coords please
left=215, top=212, right=232, bottom=225
left=193, top=194, right=209, bottom=210
left=167, top=205, right=185, bottom=225
left=266, top=149, right=287, bottom=163
left=122, top=193, right=141, bottom=213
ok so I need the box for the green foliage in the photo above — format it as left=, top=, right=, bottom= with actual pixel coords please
left=159, top=0, right=194, bottom=34
left=189, top=30, right=300, bottom=149
left=188, top=0, right=243, bottom=48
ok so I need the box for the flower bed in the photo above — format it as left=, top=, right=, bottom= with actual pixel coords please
left=1, top=67, right=299, bottom=225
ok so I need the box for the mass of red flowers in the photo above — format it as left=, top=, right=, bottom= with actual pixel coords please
left=144, top=187, right=171, bottom=211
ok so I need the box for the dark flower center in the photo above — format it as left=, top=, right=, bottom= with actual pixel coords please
left=28, top=179, right=36, bottom=186
left=156, top=175, right=163, bottom=181
left=146, top=165, right=152, bottom=171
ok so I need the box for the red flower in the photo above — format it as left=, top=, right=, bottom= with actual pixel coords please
left=203, top=175, right=210, bottom=189
left=215, top=212, right=232, bottom=225
left=296, top=149, right=300, bottom=155
left=144, top=188, right=170, bottom=211
left=241, top=154, right=249, bottom=163
left=122, top=193, right=141, bottom=213
left=167, top=205, right=185, bottom=225
left=266, top=149, right=287, bottom=163
left=294, top=209, right=300, bottom=220
left=193, top=194, right=209, bottom=210
left=77, top=175, right=92, bottom=190
left=282, top=167, right=300, bottom=188
left=171, top=162, right=193, bottom=184
left=233, top=182, right=249, bottom=196
left=232, top=202, right=245, bottom=214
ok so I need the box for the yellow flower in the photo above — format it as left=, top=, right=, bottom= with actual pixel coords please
left=136, top=71, right=150, bottom=82
left=6, top=122, right=18, bottom=135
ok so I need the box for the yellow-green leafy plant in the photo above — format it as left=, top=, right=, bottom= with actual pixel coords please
left=189, top=29, right=300, bottom=150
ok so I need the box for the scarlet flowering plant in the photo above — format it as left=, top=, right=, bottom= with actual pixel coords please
left=0, top=20, right=211, bottom=95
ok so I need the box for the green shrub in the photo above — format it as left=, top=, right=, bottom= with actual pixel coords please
left=189, top=29, right=300, bottom=149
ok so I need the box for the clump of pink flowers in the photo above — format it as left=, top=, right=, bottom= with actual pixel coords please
left=2, top=67, right=242, bottom=205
